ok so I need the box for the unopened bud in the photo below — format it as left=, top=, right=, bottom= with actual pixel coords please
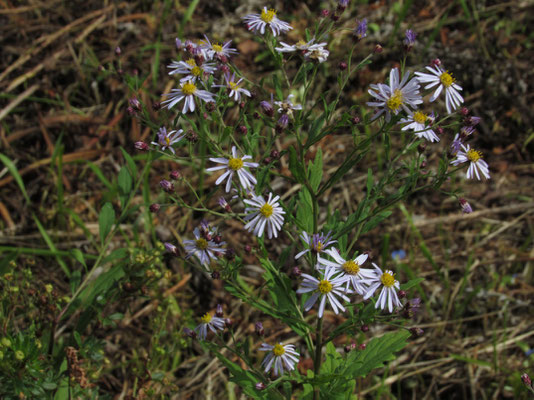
left=129, top=97, right=141, bottom=111
left=260, top=101, right=274, bottom=117
left=186, top=130, right=198, bottom=143
left=358, top=343, right=366, bottom=351
left=170, top=170, right=181, bottom=180
left=320, top=9, right=330, bottom=18
left=351, top=116, right=361, bottom=124
left=219, top=64, right=230, bottom=74
left=127, top=106, right=136, bottom=116
left=291, top=266, right=302, bottom=277
left=149, top=203, right=160, bottom=213
left=134, top=141, right=149, bottom=151
left=218, top=197, right=232, bottom=212
left=159, top=179, right=174, bottom=193
left=211, top=271, right=220, bottom=279
left=270, top=150, right=280, bottom=159
left=152, top=102, right=161, bottom=111
left=330, top=13, right=340, bottom=22
left=255, top=322, right=264, bottom=336
left=238, top=125, right=248, bottom=135
left=460, top=107, right=469, bottom=116
left=183, top=327, right=197, bottom=339
left=205, top=102, right=216, bottom=112
left=253, top=112, right=260, bottom=119
left=213, top=234, right=223, bottom=244
left=436, top=127, right=444, bottom=135
left=225, top=248, right=236, bottom=261
left=115, top=46, right=122, bottom=56
left=430, top=58, right=441, bottom=67
left=263, top=157, right=272, bottom=165
left=521, top=373, right=532, bottom=388
left=459, top=198, right=473, bottom=214
left=361, top=325, right=369, bottom=332
left=239, top=101, right=245, bottom=109
left=398, top=290, right=407, bottom=299
left=277, top=114, right=289, bottom=130
left=255, top=382, right=266, bottom=390
left=164, top=243, right=178, bottom=256
left=244, top=244, right=252, bottom=253
left=417, top=142, right=427, bottom=154
left=344, top=343, right=356, bottom=353
left=374, top=44, right=383, bottom=53
left=410, top=327, right=424, bottom=337
left=225, top=318, right=233, bottom=327
left=338, top=61, right=348, bottom=71
left=216, top=304, right=223, bottom=317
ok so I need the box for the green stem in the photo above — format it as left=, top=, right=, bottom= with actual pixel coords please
left=313, top=317, right=324, bottom=400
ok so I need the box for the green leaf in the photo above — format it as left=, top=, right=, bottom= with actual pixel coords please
left=295, top=187, right=313, bottom=232
left=400, top=277, right=425, bottom=290
left=33, top=214, right=70, bottom=277
left=0, top=153, right=30, bottom=203
left=117, top=166, right=133, bottom=208
left=272, top=74, right=283, bottom=101
left=98, top=202, right=115, bottom=244
left=70, top=249, right=86, bottom=269
left=288, top=146, right=306, bottom=184
left=361, top=211, right=392, bottom=235
left=309, top=148, right=323, bottom=192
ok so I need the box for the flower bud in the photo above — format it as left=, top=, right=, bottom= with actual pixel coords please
left=436, top=127, right=444, bottom=135
left=521, top=373, right=532, bottom=389
left=430, top=58, right=441, bottom=67
left=374, top=44, right=383, bottom=53
left=211, top=271, right=220, bottom=279
left=270, top=150, right=280, bottom=159
left=183, top=327, right=197, bottom=339
left=361, top=325, right=369, bottom=332
left=253, top=112, right=260, bottom=120
left=219, top=197, right=232, bottom=212
left=459, top=198, right=473, bottom=214
left=351, top=116, right=361, bottom=125
left=330, top=13, right=340, bottom=22
left=205, top=102, right=216, bottom=112
left=238, top=125, right=248, bottom=135
left=410, top=327, right=424, bottom=337
left=460, top=107, right=470, bottom=116
left=149, top=203, right=160, bottom=213
left=465, top=115, right=481, bottom=126
left=403, top=29, right=417, bottom=52
left=127, top=106, right=136, bottom=116
left=225, top=318, right=233, bottom=327
left=152, top=102, right=161, bottom=111
left=170, top=170, right=181, bottom=180
left=358, top=343, right=366, bottom=351
left=219, top=64, right=230, bottom=74
left=175, top=38, right=183, bottom=50
left=354, top=19, right=368, bottom=42
left=291, top=266, right=302, bottom=278
left=115, top=46, right=122, bottom=56
left=159, top=179, right=174, bottom=193
left=277, top=114, right=289, bottom=130
left=263, top=157, right=272, bottom=165
left=216, top=304, right=224, bottom=317
left=217, top=54, right=229, bottom=64
left=164, top=243, right=178, bottom=256
left=213, top=234, right=223, bottom=244
left=417, top=142, right=427, bottom=154
left=134, top=141, right=149, bottom=151
left=398, top=290, right=407, bottom=299
left=255, top=322, right=264, bottom=336
left=337, top=0, right=349, bottom=12
left=255, top=382, right=266, bottom=391
left=338, top=61, right=348, bottom=71
left=129, top=97, right=141, bottom=111
left=225, top=248, right=236, bottom=261
left=260, top=100, right=274, bottom=117
left=186, top=130, right=198, bottom=143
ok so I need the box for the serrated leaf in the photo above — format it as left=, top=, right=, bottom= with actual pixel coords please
left=98, top=202, right=115, bottom=244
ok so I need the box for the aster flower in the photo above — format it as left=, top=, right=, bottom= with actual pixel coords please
left=367, top=68, right=423, bottom=122
left=200, top=35, right=238, bottom=60
left=151, top=127, right=184, bottom=154
left=215, top=72, right=251, bottom=102
left=195, top=312, right=225, bottom=340
left=354, top=19, right=368, bottom=41
left=295, top=231, right=337, bottom=259
left=415, top=64, right=464, bottom=114
left=162, top=80, right=215, bottom=113
left=206, top=146, right=258, bottom=192
left=459, top=198, right=473, bottom=213
left=450, top=133, right=463, bottom=154
left=403, top=29, right=417, bottom=50
left=304, top=46, right=329, bottom=63
left=296, top=267, right=352, bottom=318
left=243, top=192, right=285, bottom=239
left=183, top=226, right=225, bottom=266
left=243, top=7, right=292, bottom=36
left=259, top=342, right=300, bottom=376
left=274, top=94, right=302, bottom=116
left=275, top=38, right=327, bottom=54
left=317, top=248, right=375, bottom=295
left=362, top=263, right=402, bottom=313
left=400, top=111, right=440, bottom=142
left=167, top=58, right=216, bottom=82
left=450, top=144, right=490, bottom=180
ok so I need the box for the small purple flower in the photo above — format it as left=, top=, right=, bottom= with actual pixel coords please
left=354, top=19, right=368, bottom=41
left=460, top=126, right=475, bottom=139
left=255, top=322, right=264, bottom=336
left=151, top=127, right=184, bottom=155
left=459, top=198, right=473, bottom=214
left=260, top=94, right=275, bottom=117
left=218, top=197, right=232, bottom=212
left=164, top=242, right=178, bottom=255
left=216, top=304, right=223, bottom=317
left=337, top=0, right=349, bottom=11
left=465, top=115, right=481, bottom=126
left=175, top=38, right=183, bottom=50
left=403, top=29, right=417, bottom=50
left=277, top=114, right=289, bottom=130
left=255, top=382, right=266, bottom=391
left=134, top=141, right=149, bottom=151
left=450, top=133, right=463, bottom=154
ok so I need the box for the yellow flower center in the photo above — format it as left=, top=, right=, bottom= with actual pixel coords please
left=440, top=71, right=455, bottom=88
left=191, top=66, right=202, bottom=76
left=413, top=111, right=427, bottom=124
left=467, top=149, right=482, bottom=163
left=165, top=136, right=171, bottom=146
left=182, top=81, right=197, bottom=95
left=318, top=279, right=333, bottom=294
left=273, top=344, right=285, bottom=356
left=296, top=39, right=307, bottom=47
left=386, top=89, right=403, bottom=111
left=259, top=204, right=273, bottom=218
left=228, top=157, right=243, bottom=170
left=186, top=58, right=196, bottom=66
left=342, top=260, right=360, bottom=275
left=200, top=312, right=212, bottom=324
left=260, top=8, right=276, bottom=23
left=380, top=272, right=395, bottom=287
left=212, top=43, right=223, bottom=53
left=229, top=81, right=240, bottom=91
left=196, top=238, right=208, bottom=250
left=315, top=242, right=323, bottom=252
